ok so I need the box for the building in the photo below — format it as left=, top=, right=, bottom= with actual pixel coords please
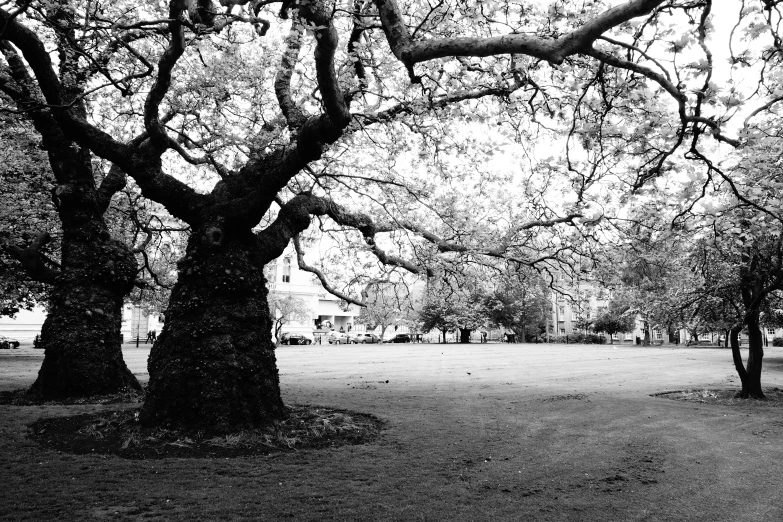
left=266, top=246, right=361, bottom=341
left=546, top=275, right=675, bottom=344
left=0, top=304, right=164, bottom=345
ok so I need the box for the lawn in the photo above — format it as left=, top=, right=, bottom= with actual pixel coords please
left=1, top=342, right=782, bottom=521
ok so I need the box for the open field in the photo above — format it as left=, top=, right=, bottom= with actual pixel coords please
left=2, top=343, right=783, bottom=521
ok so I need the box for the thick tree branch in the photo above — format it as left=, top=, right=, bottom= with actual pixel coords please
left=274, top=16, right=307, bottom=130
left=5, top=232, right=60, bottom=285
left=228, top=4, right=355, bottom=225
left=96, top=164, right=127, bottom=214
left=143, top=2, right=187, bottom=150
left=372, top=0, right=666, bottom=69
left=258, top=194, right=583, bottom=280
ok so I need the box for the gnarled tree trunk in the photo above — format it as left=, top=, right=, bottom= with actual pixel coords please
left=31, top=222, right=140, bottom=398
left=140, top=228, right=286, bottom=433
left=1, top=34, right=141, bottom=399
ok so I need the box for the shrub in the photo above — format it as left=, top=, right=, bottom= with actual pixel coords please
left=546, top=333, right=605, bottom=344
left=773, top=337, right=783, bottom=347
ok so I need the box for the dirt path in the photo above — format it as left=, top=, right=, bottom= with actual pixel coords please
left=2, top=343, right=782, bottom=521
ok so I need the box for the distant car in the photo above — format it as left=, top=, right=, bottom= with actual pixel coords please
left=327, top=332, right=349, bottom=344
left=349, top=333, right=380, bottom=344
left=0, top=335, right=20, bottom=349
left=279, top=332, right=313, bottom=345
left=384, top=334, right=411, bottom=343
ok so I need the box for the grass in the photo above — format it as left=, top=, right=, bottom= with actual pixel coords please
left=2, top=342, right=783, bottom=520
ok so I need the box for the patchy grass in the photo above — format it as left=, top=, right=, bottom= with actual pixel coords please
left=653, top=387, right=783, bottom=406
left=27, top=405, right=383, bottom=459
left=3, top=343, right=783, bottom=520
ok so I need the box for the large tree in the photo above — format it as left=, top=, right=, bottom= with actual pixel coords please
left=268, top=291, right=312, bottom=341
left=0, top=40, right=144, bottom=398
left=3, top=0, right=740, bottom=430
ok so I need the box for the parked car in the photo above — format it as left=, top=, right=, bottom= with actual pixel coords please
left=383, top=334, right=411, bottom=343
left=0, top=335, right=20, bottom=349
left=279, top=332, right=313, bottom=345
left=327, top=332, right=349, bottom=344
left=349, top=333, right=380, bottom=344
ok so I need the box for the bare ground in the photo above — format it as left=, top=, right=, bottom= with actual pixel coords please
left=1, top=342, right=782, bottom=521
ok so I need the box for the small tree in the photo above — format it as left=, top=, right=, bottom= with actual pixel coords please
left=356, top=283, right=412, bottom=339
left=485, top=280, right=548, bottom=342
left=592, top=309, right=635, bottom=344
left=421, top=300, right=452, bottom=343
left=267, top=292, right=312, bottom=342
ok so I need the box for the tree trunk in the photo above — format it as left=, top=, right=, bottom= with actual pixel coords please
left=140, top=230, right=286, bottom=433
left=3, top=62, right=141, bottom=398
left=642, top=320, right=651, bottom=346
left=30, top=223, right=141, bottom=398
left=731, top=313, right=765, bottom=399
left=459, top=328, right=471, bottom=343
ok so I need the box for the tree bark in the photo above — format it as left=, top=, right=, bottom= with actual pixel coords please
left=730, top=321, right=765, bottom=399
left=30, top=220, right=141, bottom=398
left=140, top=228, right=286, bottom=433
left=739, top=313, right=765, bottom=399
left=459, top=328, right=471, bottom=343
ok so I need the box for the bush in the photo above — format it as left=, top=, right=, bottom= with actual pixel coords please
left=572, top=333, right=606, bottom=344
left=773, top=337, right=783, bottom=347
left=546, top=333, right=606, bottom=344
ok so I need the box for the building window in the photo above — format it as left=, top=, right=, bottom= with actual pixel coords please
left=559, top=306, right=565, bottom=316
left=612, top=333, right=619, bottom=340
left=282, top=257, right=291, bottom=283
left=654, top=329, right=662, bottom=340
left=559, top=328, right=566, bottom=335
left=767, top=328, right=775, bottom=336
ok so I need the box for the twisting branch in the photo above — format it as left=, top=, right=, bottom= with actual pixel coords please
left=292, top=235, right=367, bottom=307
left=258, top=194, right=585, bottom=285
left=96, top=163, right=127, bottom=213
left=274, top=15, right=307, bottom=130
left=373, top=0, right=666, bottom=70
left=143, top=2, right=187, bottom=150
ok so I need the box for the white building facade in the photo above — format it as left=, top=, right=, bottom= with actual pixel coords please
left=265, top=248, right=361, bottom=340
